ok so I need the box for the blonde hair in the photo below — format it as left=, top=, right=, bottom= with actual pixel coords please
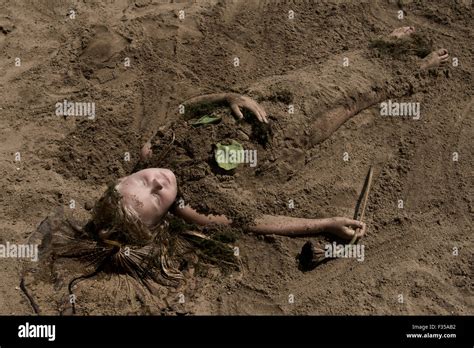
left=87, top=182, right=186, bottom=282
left=83, top=182, right=239, bottom=285
left=91, top=183, right=155, bottom=245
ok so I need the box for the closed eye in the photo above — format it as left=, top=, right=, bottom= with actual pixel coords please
left=152, top=192, right=161, bottom=204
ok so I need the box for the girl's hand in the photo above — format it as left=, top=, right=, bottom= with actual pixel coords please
left=226, top=93, right=268, bottom=123
left=325, top=217, right=366, bottom=240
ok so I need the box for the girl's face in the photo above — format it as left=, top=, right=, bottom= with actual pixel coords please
left=116, top=168, right=178, bottom=226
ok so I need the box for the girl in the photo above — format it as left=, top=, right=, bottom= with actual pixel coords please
left=22, top=27, right=448, bottom=311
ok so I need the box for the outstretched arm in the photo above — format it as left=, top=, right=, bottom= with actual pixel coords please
left=173, top=205, right=232, bottom=226
left=183, top=92, right=268, bottom=123
left=174, top=205, right=366, bottom=240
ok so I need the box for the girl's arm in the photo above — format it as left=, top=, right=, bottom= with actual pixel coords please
left=174, top=205, right=366, bottom=240
left=173, top=205, right=232, bottom=226
left=183, top=92, right=268, bottom=123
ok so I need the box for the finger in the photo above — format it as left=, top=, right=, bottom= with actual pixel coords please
left=251, top=104, right=264, bottom=122
left=342, top=226, right=356, bottom=239
left=231, top=103, right=244, bottom=119
left=251, top=101, right=265, bottom=120
left=356, top=222, right=367, bottom=238
left=359, top=222, right=367, bottom=238
left=438, top=48, right=448, bottom=56
left=248, top=100, right=267, bottom=123
left=342, top=217, right=358, bottom=226
left=258, top=105, right=268, bottom=123
left=348, top=219, right=365, bottom=228
left=246, top=104, right=263, bottom=122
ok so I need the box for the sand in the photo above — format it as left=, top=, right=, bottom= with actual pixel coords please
left=0, top=0, right=472, bottom=315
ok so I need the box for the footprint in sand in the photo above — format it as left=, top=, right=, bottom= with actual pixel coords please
left=79, top=25, right=128, bottom=83
left=0, top=18, right=15, bottom=36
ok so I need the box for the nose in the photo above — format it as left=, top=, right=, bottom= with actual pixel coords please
left=152, top=178, right=163, bottom=191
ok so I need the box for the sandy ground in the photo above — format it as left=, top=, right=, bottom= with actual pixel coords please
left=0, top=0, right=472, bottom=315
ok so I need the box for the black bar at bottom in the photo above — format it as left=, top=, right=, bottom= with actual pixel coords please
left=0, top=315, right=472, bottom=345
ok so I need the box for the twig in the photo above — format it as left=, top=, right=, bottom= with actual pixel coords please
left=303, top=166, right=375, bottom=268
left=19, top=277, right=40, bottom=314
left=349, top=165, right=374, bottom=245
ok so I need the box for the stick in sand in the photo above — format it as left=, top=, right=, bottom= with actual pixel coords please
left=298, top=165, right=374, bottom=269
left=348, top=165, right=374, bottom=245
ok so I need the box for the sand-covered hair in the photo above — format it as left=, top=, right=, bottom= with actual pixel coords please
left=81, top=181, right=188, bottom=283
left=90, top=182, right=155, bottom=246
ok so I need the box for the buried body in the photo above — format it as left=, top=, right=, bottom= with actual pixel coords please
left=21, top=102, right=366, bottom=315
left=21, top=26, right=449, bottom=314
left=21, top=113, right=365, bottom=314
